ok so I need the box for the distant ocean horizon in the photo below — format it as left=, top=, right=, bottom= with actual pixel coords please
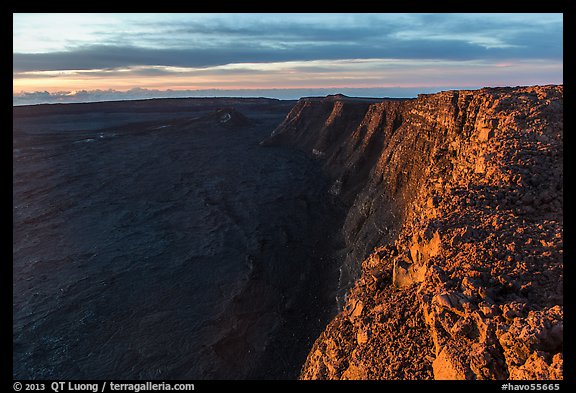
left=13, top=86, right=484, bottom=106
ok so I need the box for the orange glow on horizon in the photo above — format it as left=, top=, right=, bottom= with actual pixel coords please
left=13, top=59, right=562, bottom=95
left=12, top=74, right=442, bottom=94
left=13, top=80, right=492, bottom=95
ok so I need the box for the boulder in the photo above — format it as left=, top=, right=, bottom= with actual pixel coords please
left=432, top=346, right=470, bottom=380
left=393, top=258, right=427, bottom=288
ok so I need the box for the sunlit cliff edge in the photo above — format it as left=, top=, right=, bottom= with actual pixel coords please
left=262, top=85, right=563, bottom=380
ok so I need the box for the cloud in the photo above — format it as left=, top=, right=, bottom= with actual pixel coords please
left=13, top=57, right=562, bottom=96
left=13, top=36, right=561, bottom=74
left=13, top=14, right=562, bottom=73
left=12, top=13, right=562, bottom=97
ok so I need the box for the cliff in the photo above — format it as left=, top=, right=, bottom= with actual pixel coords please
left=262, top=85, right=563, bottom=380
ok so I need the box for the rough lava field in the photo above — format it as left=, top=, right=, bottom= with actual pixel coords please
left=13, top=98, right=344, bottom=379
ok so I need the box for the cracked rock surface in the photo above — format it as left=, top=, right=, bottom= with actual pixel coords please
left=266, top=86, right=563, bottom=380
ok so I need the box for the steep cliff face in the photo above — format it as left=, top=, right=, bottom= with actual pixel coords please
left=262, top=96, right=411, bottom=288
left=263, top=86, right=563, bottom=380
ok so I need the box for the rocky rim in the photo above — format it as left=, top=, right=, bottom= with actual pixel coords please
left=264, top=85, right=563, bottom=380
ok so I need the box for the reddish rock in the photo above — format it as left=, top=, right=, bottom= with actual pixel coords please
left=432, top=345, right=470, bottom=380
left=272, top=86, right=563, bottom=380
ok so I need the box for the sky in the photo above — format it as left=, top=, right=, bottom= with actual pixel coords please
left=13, top=13, right=563, bottom=105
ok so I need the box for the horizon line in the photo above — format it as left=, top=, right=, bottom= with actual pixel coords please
left=13, top=84, right=564, bottom=107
